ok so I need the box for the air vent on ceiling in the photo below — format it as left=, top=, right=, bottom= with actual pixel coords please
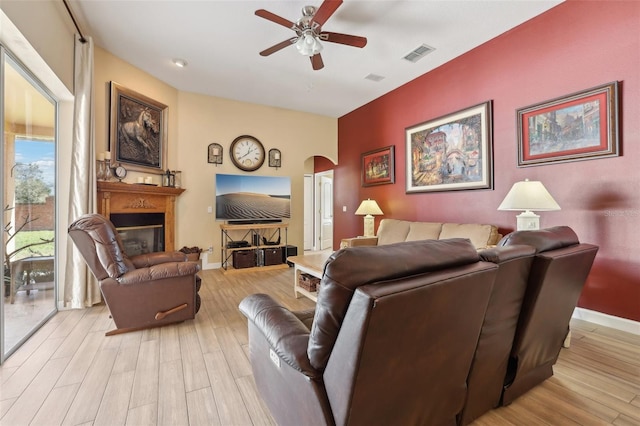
left=402, top=44, right=435, bottom=63
left=364, top=73, right=385, bottom=82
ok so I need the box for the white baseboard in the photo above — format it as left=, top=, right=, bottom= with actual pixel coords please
left=572, top=308, right=640, bottom=336
left=202, top=261, right=221, bottom=270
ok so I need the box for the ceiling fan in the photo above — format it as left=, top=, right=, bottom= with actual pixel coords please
left=255, top=0, right=367, bottom=71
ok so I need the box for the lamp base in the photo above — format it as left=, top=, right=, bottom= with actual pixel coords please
left=363, top=215, right=375, bottom=237
left=516, top=211, right=540, bottom=231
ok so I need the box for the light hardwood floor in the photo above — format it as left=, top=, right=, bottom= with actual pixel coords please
left=1, top=267, right=638, bottom=426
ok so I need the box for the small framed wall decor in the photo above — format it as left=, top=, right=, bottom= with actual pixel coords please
left=517, top=81, right=619, bottom=167
left=208, top=143, right=223, bottom=165
left=269, top=148, right=282, bottom=168
left=361, top=145, right=395, bottom=187
left=405, top=101, right=493, bottom=193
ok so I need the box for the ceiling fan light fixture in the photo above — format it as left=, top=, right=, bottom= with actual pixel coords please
left=295, top=30, right=322, bottom=57
left=256, top=1, right=366, bottom=69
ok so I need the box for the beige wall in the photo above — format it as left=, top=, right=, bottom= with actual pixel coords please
left=94, top=48, right=338, bottom=265
left=93, top=47, right=180, bottom=175
left=0, top=1, right=74, bottom=92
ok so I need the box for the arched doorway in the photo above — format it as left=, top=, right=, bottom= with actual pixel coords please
left=303, top=156, right=335, bottom=252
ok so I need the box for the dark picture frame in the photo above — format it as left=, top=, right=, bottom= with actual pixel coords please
left=405, top=101, right=493, bottom=193
left=109, top=81, right=168, bottom=173
left=517, top=81, right=619, bottom=167
left=361, top=145, right=395, bottom=187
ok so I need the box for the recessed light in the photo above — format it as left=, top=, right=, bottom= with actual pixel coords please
left=172, top=58, right=188, bottom=68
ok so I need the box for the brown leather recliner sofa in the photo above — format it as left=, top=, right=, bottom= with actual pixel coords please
left=240, top=239, right=500, bottom=425
left=68, top=213, right=201, bottom=336
left=496, top=226, right=599, bottom=406
left=459, top=225, right=599, bottom=424
left=241, top=226, right=598, bottom=425
left=459, top=243, right=536, bottom=425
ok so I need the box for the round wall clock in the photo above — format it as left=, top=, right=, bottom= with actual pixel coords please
left=230, top=135, right=265, bottom=172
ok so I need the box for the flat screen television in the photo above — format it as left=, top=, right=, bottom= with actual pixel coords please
left=215, top=173, right=291, bottom=222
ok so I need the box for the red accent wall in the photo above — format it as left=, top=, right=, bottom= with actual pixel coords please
left=335, top=1, right=640, bottom=321
left=314, top=156, right=335, bottom=173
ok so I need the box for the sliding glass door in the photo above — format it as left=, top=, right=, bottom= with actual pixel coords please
left=1, top=48, right=57, bottom=362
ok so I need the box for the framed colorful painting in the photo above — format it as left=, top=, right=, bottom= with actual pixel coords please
left=517, top=81, right=619, bottom=167
left=361, top=145, right=395, bottom=187
left=405, top=101, right=493, bottom=193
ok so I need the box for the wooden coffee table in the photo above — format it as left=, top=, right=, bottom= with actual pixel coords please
left=287, top=251, right=331, bottom=302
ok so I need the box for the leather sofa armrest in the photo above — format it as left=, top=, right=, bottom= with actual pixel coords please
left=239, top=294, right=318, bottom=376
left=293, top=309, right=316, bottom=330
left=130, top=251, right=188, bottom=268
left=340, top=237, right=378, bottom=249
left=117, top=261, right=199, bottom=285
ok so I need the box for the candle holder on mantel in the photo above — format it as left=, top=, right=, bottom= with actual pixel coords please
left=163, top=169, right=176, bottom=187
left=103, top=159, right=114, bottom=181
left=96, top=151, right=114, bottom=181
left=96, top=159, right=106, bottom=181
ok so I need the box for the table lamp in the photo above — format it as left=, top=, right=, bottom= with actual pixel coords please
left=355, top=199, right=383, bottom=237
left=498, top=179, right=560, bottom=230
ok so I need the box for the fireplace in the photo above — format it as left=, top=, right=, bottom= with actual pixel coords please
left=97, top=181, right=185, bottom=253
left=110, top=212, right=165, bottom=256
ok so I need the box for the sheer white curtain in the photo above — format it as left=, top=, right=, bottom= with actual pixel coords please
left=64, top=35, right=100, bottom=308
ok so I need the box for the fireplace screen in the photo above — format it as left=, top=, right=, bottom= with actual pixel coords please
left=110, top=213, right=164, bottom=256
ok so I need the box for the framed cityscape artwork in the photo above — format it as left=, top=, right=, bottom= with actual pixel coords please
left=405, top=101, right=493, bottom=193
left=517, top=81, right=619, bottom=167
left=361, top=145, right=395, bottom=187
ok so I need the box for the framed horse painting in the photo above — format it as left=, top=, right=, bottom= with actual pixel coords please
left=109, top=82, right=168, bottom=173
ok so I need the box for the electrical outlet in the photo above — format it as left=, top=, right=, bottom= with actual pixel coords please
left=208, top=246, right=213, bottom=253
left=207, top=206, right=213, bottom=213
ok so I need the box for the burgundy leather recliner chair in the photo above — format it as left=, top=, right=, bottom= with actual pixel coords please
left=68, top=213, right=201, bottom=335
left=240, top=239, right=499, bottom=426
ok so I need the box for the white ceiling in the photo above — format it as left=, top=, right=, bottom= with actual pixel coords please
left=68, top=0, right=562, bottom=118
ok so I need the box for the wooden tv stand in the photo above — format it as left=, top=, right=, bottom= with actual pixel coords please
left=220, top=223, right=289, bottom=274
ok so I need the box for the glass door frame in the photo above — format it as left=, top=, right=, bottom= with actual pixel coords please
left=1, top=45, right=59, bottom=363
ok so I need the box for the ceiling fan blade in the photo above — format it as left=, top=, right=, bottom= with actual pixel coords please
left=320, top=32, right=367, bottom=48
left=311, top=54, right=324, bottom=71
left=259, top=39, right=296, bottom=56
left=311, top=0, right=343, bottom=28
left=255, top=9, right=297, bottom=30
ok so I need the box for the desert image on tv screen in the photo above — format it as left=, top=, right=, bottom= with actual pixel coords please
left=215, top=174, right=291, bottom=221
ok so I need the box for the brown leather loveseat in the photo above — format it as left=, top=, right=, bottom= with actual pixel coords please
left=240, top=239, right=499, bottom=425
left=69, top=213, right=201, bottom=335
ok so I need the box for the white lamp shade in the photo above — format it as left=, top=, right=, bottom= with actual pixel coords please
left=498, top=179, right=560, bottom=212
left=355, top=199, right=384, bottom=216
